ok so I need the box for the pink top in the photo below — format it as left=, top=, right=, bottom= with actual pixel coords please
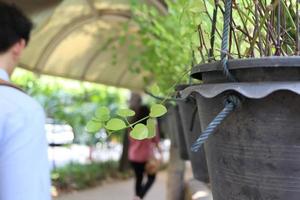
left=128, top=133, right=160, bottom=163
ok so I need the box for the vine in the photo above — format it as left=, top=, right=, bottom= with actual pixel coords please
left=86, top=86, right=167, bottom=140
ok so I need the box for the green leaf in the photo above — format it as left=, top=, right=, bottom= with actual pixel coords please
left=86, top=120, right=102, bottom=133
left=150, top=84, right=160, bottom=96
left=95, top=107, right=110, bottom=122
left=105, top=118, right=127, bottom=131
left=149, top=104, right=167, bottom=118
left=146, top=118, right=156, bottom=138
left=117, top=108, right=136, bottom=117
left=130, top=123, right=149, bottom=140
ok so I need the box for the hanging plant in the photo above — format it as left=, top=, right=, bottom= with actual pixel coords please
left=86, top=84, right=168, bottom=140
left=197, top=0, right=300, bottom=60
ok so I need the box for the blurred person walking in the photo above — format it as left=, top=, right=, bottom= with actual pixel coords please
left=0, top=2, right=51, bottom=200
left=128, top=104, right=162, bottom=200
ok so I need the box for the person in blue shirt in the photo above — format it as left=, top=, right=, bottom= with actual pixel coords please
left=0, top=2, right=51, bottom=200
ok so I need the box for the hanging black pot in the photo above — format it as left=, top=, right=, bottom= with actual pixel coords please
left=181, top=57, right=300, bottom=200
left=175, top=85, right=209, bottom=183
left=168, top=104, right=189, bottom=160
left=158, top=105, right=177, bottom=146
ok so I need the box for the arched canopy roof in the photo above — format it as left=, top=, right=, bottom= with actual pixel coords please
left=7, top=0, right=167, bottom=90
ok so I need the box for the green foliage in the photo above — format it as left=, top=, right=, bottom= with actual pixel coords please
left=12, top=69, right=128, bottom=144
left=51, top=161, right=131, bottom=191
left=116, top=108, right=136, bottom=117
left=149, top=104, right=168, bottom=118
left=12, top=70, right=166, bottom=142
left=105, top=118, right=127, bottom=131
left=124, top=0, right=207, bottom=92
left=146, top=118, right=156, bottom=138
left=229, top=0, right=299, bottom=57
left=86, top=120, right=102, bottom=133
left=95, top=107, right=110, bottom=122
left=130, top=124, right=149, bottom=140
left=149, top=84, right=161, bottom=96
left=86, top=103, right=167, bottom=140
left=193, top=0, right=299, bottom=59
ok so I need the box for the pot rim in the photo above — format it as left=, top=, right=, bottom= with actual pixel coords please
left=180, top=82, right=300, bottom=99
left=191, top=56, right=300, bottom=78
left=175, top=84, right=191, bottom=91
left=175, top=83, right=202, bottom=91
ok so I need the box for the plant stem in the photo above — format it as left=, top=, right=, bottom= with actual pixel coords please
left=275, top=0, right=281, bottom=55
left=281, top=0, right=287, bottom=54
left=130, top=116, right=150, bottom=127
left=281, top=1, right=296, bottom=30
left=255, top=0, right=264, bottom=56
left=189, top=50, right=195, bottom=84
left=198, top=25, right=210, bottom=59
left=160, top=68, right=191, bottom=105
left=108, top=116, right=150, bottom=135
left=297, top=0, right=300, bottom=54
left=197, top=25, right=206, bottom=62
left=209, top=0, right=219, bottom=61
left=232, top=30, right=242, bottom=58
left=229, top=4, right=233, bottom=56
left=203, top=0, right=222, bottom=39
left=248, top=0, right=280, bottom=57
left=125, top=118, right=133, bottom=129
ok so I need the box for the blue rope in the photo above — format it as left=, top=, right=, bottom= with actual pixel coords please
left=191, top=95, right=241, bottom=152
left=190, top=0, right=241, bottom=153
left=221, top=0, right=236, bottom=82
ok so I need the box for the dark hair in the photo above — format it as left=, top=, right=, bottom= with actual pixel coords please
left=133, top=105, right=150, bottom=125
left=0, top=2, right=33, bottom=53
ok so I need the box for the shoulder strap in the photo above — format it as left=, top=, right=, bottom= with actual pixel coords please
left=0, top=79, right=25, bottom=93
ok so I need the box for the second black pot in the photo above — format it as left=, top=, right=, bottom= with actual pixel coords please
left=177, top=96, right=209, bottom=183
left=163, top=104, right=189, bottom=160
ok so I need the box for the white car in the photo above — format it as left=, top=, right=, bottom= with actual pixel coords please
left=45, top=122, right=74, bottom=145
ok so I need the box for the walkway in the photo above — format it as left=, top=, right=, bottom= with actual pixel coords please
left=54, top=172, right=166, bottom=200
left=54, top=164, right=213, bottom=200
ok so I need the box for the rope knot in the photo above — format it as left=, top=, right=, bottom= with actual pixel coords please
left=224, top=95, right=242, bottom=108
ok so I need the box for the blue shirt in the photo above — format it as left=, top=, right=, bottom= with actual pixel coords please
left=0, top=69, right=51, bottom=200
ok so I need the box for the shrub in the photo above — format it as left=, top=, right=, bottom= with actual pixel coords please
left=51, top=161, right=132, bottom=191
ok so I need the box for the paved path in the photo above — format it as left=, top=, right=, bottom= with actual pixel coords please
left=55, top=172, right=166, bottom=200
left=54, top=164, right=212, bottom=200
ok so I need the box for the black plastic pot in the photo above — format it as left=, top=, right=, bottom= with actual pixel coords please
left=178, top=99, right=210, bottom=183
left=161, top=105, right=189, bottom=160
left=176, top=85, right=209, bottom=183
left=186, top=57, right=300, bottom=200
